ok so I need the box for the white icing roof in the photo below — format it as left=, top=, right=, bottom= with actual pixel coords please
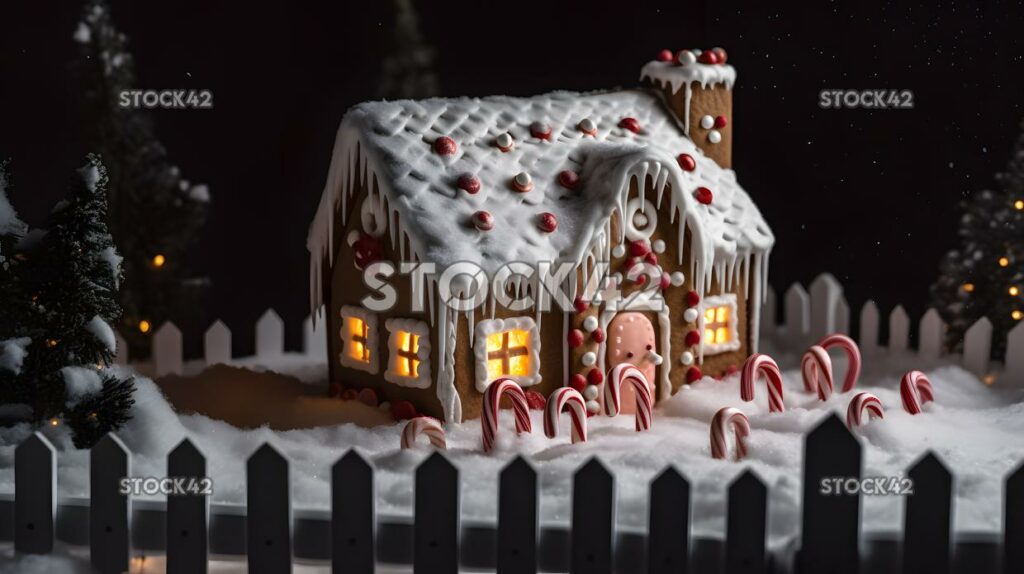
left=308, top=87, right=773, bottom=311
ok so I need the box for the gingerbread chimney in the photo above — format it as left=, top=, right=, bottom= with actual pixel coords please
left=641, top=48, right=735, bottom=169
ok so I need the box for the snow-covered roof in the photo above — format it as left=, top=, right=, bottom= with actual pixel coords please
left=308, top=87, right=774, bottom=312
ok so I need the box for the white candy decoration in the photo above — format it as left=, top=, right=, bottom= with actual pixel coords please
left=513, top=171, right=533, bottom=192
left=676, top=50, right=697, bottom=66
left=670, top=271, right=685, bottom=286
left=496, top=132, right=514, bottom=151
left=346, top=230, right=360, bottom=246
left=612, top=244, right=626, bottom=258
left=700, top=115, right=715, bottom=129
left=582, top=316, right=599, bottom=332
left=683, top=308, right=699, bottom=323
left=652, top=239, right=666, bottom=253
left=585, top=399, right=600, bottom=414
left=581, top=351, right=597, bottom=366
left=583, top=384, right=599, bottom=400
left=578, top=118, right=597, bottom=136
left=680, top=351, right=694, bottom=366
left=708, top=130, right=722, bottom=144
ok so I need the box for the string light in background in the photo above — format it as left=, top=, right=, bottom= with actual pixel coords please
left=1013, top=310, right=1023, bottom=321
left=962, top=283, right=975, bottom=293
left=138, top=320, right=151, bottom=333
left=151, top=254, right=166, bottom=268
left=999, top=257, right=1010, bottom=268
left=1010, top=286, right=1020, bottom=297
left=1016, top=199, right=1024, bottom=210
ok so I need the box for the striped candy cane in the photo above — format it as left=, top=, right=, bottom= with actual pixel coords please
left=900, top=370, right=934, bottom=415
left=481, top=378, right=533, bottom=453
left=801, top=345, right=834, bottom=400
left=710, top=407, right=751, bottom=460
left=605, top=363, right=654, bottom=431
left=846, top=392, right=884, bottom=428
left=400, top=416, right=447, bottom=450
left=740, top=354, right=786, bottom=413
left=818, top=333, right=862, bottom=392
left=544, top=387, right=588, bottom=444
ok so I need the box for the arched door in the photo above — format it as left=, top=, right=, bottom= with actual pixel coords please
left=606, top=312, right=659, bottom=414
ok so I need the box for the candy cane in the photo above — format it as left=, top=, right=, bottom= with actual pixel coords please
left=801, top=345, right=834, bottom=401
left=400, top=416, right=447, bottom=450
left=740, top=354, right=785, bottom=413
left=481, top=378, right=533, bottom=453
left=846, top=392, right=884, bottom=428
left=605, top=364, right=653, bottom=431
left=900, top=370, right=934, bottom=415
left=710, top=407, right=751, bottom=460
left=818, top=333, right=862, bottom=392
left=544, top=387, right=588, bottom=443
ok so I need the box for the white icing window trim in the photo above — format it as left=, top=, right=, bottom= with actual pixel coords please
left=700, top=293, right=741, bottom=356
left=384, top=318, right=431, bottom=389
left=473, top=317, right=542, bottom=393
left=339, top=305, right=379, bottom=374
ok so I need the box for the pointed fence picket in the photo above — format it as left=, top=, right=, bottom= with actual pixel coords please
left=725, top=471, right=767, bottom=574
left=14, top=432, right=56, bottom=554
left=1006, top=463, right=1024, bottom=574
left=167, top=439, right=208, bottom=574
left=761, top=285, right=777, bottom=336
left=648, top=468, right=690, bottom=574
left=784, top=284, right=810, bottom=342
left=963, top=317, right=993, bottom=375
left=154, top=322, right=183, bottom=377
left=858, top=300, right=880, bottom=356
left=809, top=274, right=843, bottom=340
left=888, top=305, right=911, bottom=352
left=572, top=459, right=614, bottom=574
left=204, top=320, right=232, bottom=366
left=90, top=434, right=131, bottom=574
left=247, top=444, right=292, bottom=574
left=415, top=452, right=459, bottom=574
left=835, top=296, right=850, bottom=336
left=903, top=452, right=953, bottom=574
left=918, top=308, right=944, bottom=361
left=498, top=457, right=537, bottom=574
left=255, top=309, right=285, bottom=358
left=303, top=310, right=328, bottom=361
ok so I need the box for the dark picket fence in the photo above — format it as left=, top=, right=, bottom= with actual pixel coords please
left=1, top=413, right=1022, bottom=574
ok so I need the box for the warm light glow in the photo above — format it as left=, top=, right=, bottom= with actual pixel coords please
left=703, top=305, right=733, bottom=344
left=45, top=339, right=58, bottom=348
left=1011, top=286, right=1020, bottom=296
left=486, top=329, right=531, bottom=379
left=347, top=317, right=370, bottom=362
left=982, top=374, right=996, bottom=385
left=962, top=283, right=975, bottom=293
left=49, top=418, right=59, bottom=427
left=999, top=257, right=1010, bottom=267
left=395, top=331, right=420, bottom=377
left=138, top=320, right=151, bottom=333
left=1016, top=200, right=1024, bottom=210
left=151, top=254, right=166, bottom=268
left=1013, top=310, right=1023, bottom=321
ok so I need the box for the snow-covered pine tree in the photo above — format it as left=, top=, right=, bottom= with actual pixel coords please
left=0, top=161, right=34, bottom=421
left=74, top=0, right=209, bottom=358
left=22, top=155, right=135, bottom=445
left=377, top=0, right=440, bottom=99
left=931, top=118, right=1024, bottom=358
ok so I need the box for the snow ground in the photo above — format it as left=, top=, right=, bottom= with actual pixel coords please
left=0, top=348, right=1022, bottom=550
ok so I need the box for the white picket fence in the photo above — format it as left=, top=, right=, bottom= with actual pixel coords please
left=762, top=273, right=1024, bottom=384
left=114, top=307, right=328, bottom=376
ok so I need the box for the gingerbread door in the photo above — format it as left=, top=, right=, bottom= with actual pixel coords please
left=606, top=312, right=659, bottom=414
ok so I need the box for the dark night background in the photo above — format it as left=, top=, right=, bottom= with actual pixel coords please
left=1, top=0, right=1022, bottom=355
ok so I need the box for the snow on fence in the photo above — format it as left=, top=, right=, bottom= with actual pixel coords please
left=762, top=273, right=1024, bottom=383
left=4, top=417, right=1023, bottom=573
left=114, top=307, right=329, bottom=376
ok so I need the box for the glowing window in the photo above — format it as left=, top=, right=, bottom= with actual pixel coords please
left=339, top=305, right=378, bottom=374
left=385, top=318, right=431, bottom=388
left=700, top=294, right=740, bottom=355
left=347, top=317, right=371, bottom=363
left=473, top=317, right=541, bottom=391
left=486, top=329, right=532, bottom=379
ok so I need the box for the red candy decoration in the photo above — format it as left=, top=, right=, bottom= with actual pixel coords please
left=619, top=117, right=642, bottom=134
left=353, top=233, right=382, bottom=270
left=433, top=136, right=456, bottom=155
left=592, top=328, right=606, bottom=343
left=644, top=251, right=658, bottom=265
left=694, top=187, right=714, bottom=205
left=587, top=368, right=604, bottom=385
left=570, top=374, right=588, bottom=392
left=697, top=51, right=720, bottom=65
left=686, top=367, right=703, bottom=383
left=659, top=273, right=671, bottom=290
left=524, top=390, right=546, bottom=410
left=574, top=295, right=589, bottom=314
left=714, top=115, right=728, bottom=128
left=725, top=364, right=739, bottom=376
left=558, top=170, right=580, bottom=189
left=530, top=122, right=552, bottom=140
left=457, top=173, right=480, bottom=194
left=635, top=274, right=649, bottom=286
left=568, top=329, right=585, bottom=348
left=473, top=210, right=494, bottom=231
left=677, top=153, right=696, bottom=172
left=685, top=330, right=702, bottom=346
left=629, top=239, right=651, bottom=257
left=686, top=290, right=701, bottom=307
left=656, top=49, right=674, bottom=62
left=391, top=400, right=417, bottom=421
left=711, top=47, right=728, bottom=63
left=358, top=388, right=378, bottom=407
left=341, top=389, right=358, bottom=401
left=538, top=212, right=558, bottom=233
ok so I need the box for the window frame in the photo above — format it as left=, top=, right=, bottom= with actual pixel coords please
left=700, top=293, right=741, bottom=355
left=339, top=305, right=379, bottom=374
left=473, top=316, right=541, bottom=392
left=384, top=318, right=432, bottom=389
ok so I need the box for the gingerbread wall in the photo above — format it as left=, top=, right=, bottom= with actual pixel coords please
left=652, top=80, right=733, bottom=169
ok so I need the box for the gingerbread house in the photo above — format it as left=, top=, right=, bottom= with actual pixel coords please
left=308, top=48, right=774, bottom=423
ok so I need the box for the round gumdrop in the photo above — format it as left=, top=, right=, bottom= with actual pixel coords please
left=657, top=49, right=674, bottom=62
left=685, top=330, right=701, bottom=346
left=391, top=400, right=417, bottom=421
left=677, top=153, right=696, bottom=172
left=686, top=290, right=701, bottom=307
left=591, top=327, right=606, bottom=343
left=358, top=388, right=378, bottom=407
left=570, top=374, right=588, bottom=392
left=686, top=366, right=703, bottom=383
left=433, top=136, right=457, bottom=155
left=567, top=329, right=585, bottom=348
left=587, top=368, right=604, bottom=386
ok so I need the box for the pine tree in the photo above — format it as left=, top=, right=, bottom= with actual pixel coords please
left=74, top=0, right=209, bottom=358
left=0, top=161, right=33, bottom=418
left=931, top=118, right=1024, bottom=357
left=377, top=0, right=440, bottom=99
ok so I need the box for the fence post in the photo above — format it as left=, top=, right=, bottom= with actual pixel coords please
left=760, top=285, right=777, bottom=336
left=204, top=320, right=232, bottom=367
left=255, top=309, right=285, bottom=358
left=726, top=470, right=766, bottom=574
left=799, top=414, right=861, bottom=574
left=1004, top=322, right=1024, bottom=384
left=303, top=309, right=328, bottom=360
left=858, top=301, right=880, bottom=355
left=888, top=305, right=910, bottom=352
left=835, top=296, right=850, bottom=336
left=648, top=467, right=690, bottom=574
left=903, top=452, right=952, bottom=574
left=963, top=317, right=993, bottom=376
left=809, top=273, right=842, bottom=340
left=247, top=443, right=292, bottom=574
left=498, top=457, right=537, bottom=574
left=114, top=331, right=129, bottom=365
left=332, top=450, right=374, bottom=574
left=90, top=434, right=131, bottom=574
left=918, top=309, right=944, bottom=361
left=14, top=432, right=56, bottom=554
left=784, top=284, right=810, bottom=342
left=415, top=452, right=459, bottom=574
left=167, top=439, right=208, bottom=574
left=571, top=458, right=614, bottom=574
left=1006, top=462, right=1024, bottom=574
left=154, top=322, right=183, bottom=377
